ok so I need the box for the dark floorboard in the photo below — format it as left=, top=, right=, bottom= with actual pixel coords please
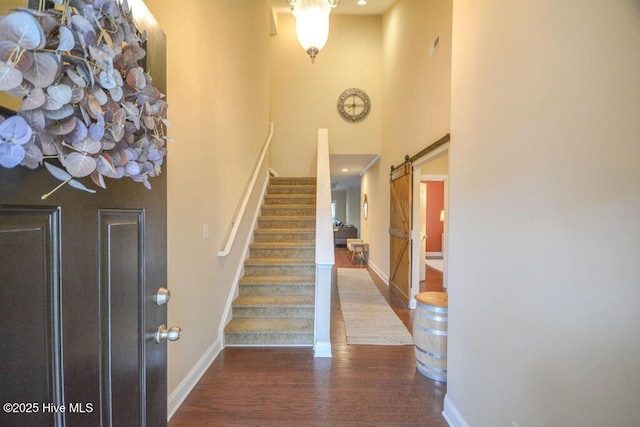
left=169, top=248, right=447, bottom=426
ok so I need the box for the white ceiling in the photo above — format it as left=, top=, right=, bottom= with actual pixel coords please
left=330, top=154, right=379, bottom=189
left=270, top=0, right=397, bottom=16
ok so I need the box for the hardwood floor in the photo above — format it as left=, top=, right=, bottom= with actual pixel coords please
left=169, top=247, right=448, bottom=426
left=421, top=261, right=445, bottom=294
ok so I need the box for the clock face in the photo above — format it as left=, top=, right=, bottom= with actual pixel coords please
left=337, top=88, right=371, bottom=122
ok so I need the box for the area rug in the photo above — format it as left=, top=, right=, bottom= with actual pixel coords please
left=337, top=268, right=414, bottom=345
left=426, top=258, right=443, bottom=272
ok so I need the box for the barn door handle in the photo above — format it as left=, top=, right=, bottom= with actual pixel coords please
left=155, top=325, right=181, bottom=343
left=156, top=287, right=171, bottom=305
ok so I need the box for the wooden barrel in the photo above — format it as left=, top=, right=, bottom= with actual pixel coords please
left=414, top=292, right=448, bottom=382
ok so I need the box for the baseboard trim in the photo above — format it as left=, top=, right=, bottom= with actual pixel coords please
left=367, top=260, right=388, bottom=285
left=368, top=260, right=418, bottom=308
left=167, top=338, right=223, bottom=421
left=442, top=394, right=470, bottom=427
left=314, top=341, right=332, bottom=357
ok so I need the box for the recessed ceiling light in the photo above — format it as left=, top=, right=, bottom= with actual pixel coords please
left=357, top=0, right=367, bottom=5
left=341, top=168, right=349, bottom=172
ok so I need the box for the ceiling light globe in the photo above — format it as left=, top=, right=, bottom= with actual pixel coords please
left=293, top=0, right=331, bottom=62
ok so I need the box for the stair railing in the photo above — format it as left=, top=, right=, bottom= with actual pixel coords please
left=218, top=122, right=274, bottom=257
left=314, top=128, right=335, bottom=357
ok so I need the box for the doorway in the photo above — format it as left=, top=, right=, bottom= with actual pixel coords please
left=410, top=145, right=449, bottom=308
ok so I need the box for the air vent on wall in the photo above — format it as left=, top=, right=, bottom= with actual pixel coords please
left=428, top=34, right=441, bottom=58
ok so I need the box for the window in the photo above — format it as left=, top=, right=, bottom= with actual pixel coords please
left=331, top=200, right=336, bottom=223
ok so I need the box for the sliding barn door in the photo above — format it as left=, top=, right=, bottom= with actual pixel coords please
left=389, top=162, right=413, bottom=307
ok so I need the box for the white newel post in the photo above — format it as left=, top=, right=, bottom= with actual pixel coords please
left=314, top=129, right=335, bottom=357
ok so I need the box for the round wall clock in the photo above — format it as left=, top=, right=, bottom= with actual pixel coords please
left=337, top=88, right=371, bottom=122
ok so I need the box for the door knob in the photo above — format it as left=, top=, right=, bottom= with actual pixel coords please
left=155, top=324, right=181, bottom=343
left=156, top=287, right=171, bottom=305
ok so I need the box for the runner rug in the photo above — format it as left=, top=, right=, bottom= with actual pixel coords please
left=337, top=268, right=414, bottom=345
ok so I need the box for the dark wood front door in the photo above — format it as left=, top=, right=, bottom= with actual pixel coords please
left=389, top=161, right=413, bottom=307
left=0, top=161, right=167, bottom=427
left=0, top=3, right=168, bottom=425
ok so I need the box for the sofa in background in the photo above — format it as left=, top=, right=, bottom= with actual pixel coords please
left=333, top=225, right=358, bottom=246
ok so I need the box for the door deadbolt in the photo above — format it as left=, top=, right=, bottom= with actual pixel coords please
left=156, top=287, right=171, bottom=306
left=155, top=324, right=181, bottom=343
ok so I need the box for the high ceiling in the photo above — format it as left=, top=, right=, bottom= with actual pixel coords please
left=270, top=0, right=397, bottom=16
left=271, top=0, right=392, bottom=190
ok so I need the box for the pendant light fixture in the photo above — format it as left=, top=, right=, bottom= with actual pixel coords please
left=289, top=0, right=340, bottom=63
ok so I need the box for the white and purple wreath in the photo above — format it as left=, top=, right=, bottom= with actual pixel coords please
left=0, top=0, right=169, bottom=198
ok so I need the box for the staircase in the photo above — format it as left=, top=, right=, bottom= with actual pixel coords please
left=224, top=177, right=317, bottom=346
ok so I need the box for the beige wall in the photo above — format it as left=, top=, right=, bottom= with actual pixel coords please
left=30, top=1, right=636, bottom=424
left=360, top=159, right=385, bottom=273
left=421, top=152, right=448, bottom=176
left=448, top=0, right=640, bottom=425
left=331, top=190, right=347, bottom=223
left=361, top=0, right=452, bottom=279
left=144, top=0, right=271, bottom=398
left=346, top=186, right=361, bottom=231
left=332, top=187, right=362, bottom=231
left=269, top=13, right=382, bottom=176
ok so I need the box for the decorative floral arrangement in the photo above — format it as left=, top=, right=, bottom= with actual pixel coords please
left=0, top=0, right=168, bottom=198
